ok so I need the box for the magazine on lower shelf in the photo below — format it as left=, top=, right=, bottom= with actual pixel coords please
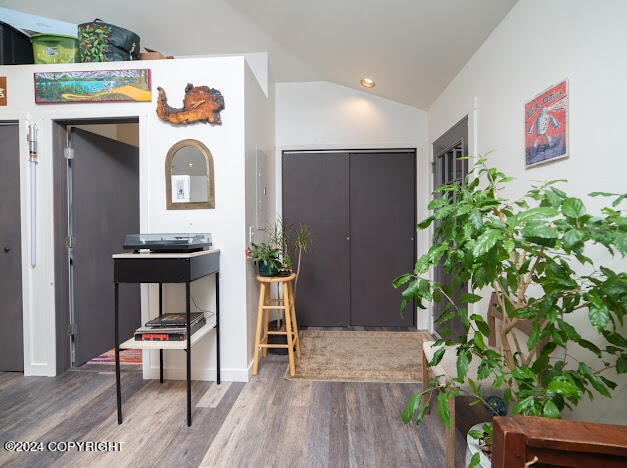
left=145, top=312, right=205, bottom=328
left=134, top=312, right=214, bottom=341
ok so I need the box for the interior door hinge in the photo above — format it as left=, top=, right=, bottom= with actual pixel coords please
left=64, top=147, right=74, bottom=159
left=67, top=322, right=77, bottom=336
left=66, top=236, right=74, bottom=248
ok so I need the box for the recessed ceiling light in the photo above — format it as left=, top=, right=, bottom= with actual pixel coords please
left=360, top=77, right=375, bottom=88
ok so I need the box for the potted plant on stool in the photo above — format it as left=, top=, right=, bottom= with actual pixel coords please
left=248, top=217, right=311, bottom=354
left=394, top=155, right=626, bottom=467
left=247, top=241, right=282, bottom=277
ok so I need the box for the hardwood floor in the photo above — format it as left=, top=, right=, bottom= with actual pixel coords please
left=0, top=355, right=473, bottom=467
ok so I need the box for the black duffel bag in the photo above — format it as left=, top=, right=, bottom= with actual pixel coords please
left=78, top=19, right=140, bottom=62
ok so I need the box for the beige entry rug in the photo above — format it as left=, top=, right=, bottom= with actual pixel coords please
left=285, top=330, right=432, bottom=383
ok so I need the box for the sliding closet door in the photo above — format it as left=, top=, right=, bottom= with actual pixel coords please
left=282, top=152, right=351, bottom=326
left=349, top=151, right=415, bottom=327
left=283, top=150, right=416, bottom=328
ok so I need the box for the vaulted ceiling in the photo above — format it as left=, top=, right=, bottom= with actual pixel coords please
left=1, top=0, right=517, bottom=109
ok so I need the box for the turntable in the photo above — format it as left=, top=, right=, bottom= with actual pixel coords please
left=123, top=233, right=212, bottom=253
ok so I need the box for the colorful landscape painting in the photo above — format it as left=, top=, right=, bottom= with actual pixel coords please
left=34, top=69, right=151, bottom=104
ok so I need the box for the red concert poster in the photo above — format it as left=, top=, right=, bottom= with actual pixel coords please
left=525, top=80, right=568, bottom=167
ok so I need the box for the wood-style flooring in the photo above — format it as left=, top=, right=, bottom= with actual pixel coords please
left=0, top=354, right=477, bottom=467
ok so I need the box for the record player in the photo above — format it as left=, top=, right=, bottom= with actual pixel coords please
left=123, top=233, right=212, bottom=253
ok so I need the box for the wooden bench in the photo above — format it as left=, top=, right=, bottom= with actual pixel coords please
left=421, top=292, right=534, bottom=468
left=492, top=416, right=627, bottom=467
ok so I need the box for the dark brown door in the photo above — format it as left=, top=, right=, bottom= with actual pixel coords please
left=432, top=117, right=468, bottom=339
left=0, top=122, right=24, bottom=371
left=349, top=151, right=415, bottom=326
left=282, top=152, right=351, bottom=326
left=70, top=127, right=140, bottom=365
left=282, top=150, right=416, bottom=328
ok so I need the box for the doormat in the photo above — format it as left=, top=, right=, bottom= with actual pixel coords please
left=285, top=330, right=432, bottom=383
left=88, top=348, right=142, bottom=364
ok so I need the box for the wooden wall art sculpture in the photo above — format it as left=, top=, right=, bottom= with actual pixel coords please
left=156, top=83, right=224, bottom=125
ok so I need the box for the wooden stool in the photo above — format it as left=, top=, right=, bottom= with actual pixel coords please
left=252, top=272, right=301, bottom=376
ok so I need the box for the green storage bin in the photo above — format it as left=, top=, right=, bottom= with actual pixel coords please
left=30, top=34, right=79, bottom=64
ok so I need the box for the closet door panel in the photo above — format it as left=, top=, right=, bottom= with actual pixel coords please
left=349, top=151, right=416, bottom=327
left=282, top=152, right=350, bottom=327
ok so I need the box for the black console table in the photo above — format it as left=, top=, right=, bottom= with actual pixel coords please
left=113, top=249, right=220, bottom=427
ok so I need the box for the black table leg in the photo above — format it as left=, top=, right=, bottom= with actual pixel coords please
left=159, top=283, right=164, bottom=384
left=216, top=272, right=220, bottom=385
left=159, top=350, right=164, bottom=383
left=115, top=282, right=122, bottom=424
left=186, top=280, right=191, bottom=427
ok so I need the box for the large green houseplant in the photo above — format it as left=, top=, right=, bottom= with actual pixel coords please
left=394, top=155, right=626, bottom=460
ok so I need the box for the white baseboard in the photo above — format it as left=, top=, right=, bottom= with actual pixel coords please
left=143, top=365, right=250, bottom=382
left=24, top=362, right=56, bottom=377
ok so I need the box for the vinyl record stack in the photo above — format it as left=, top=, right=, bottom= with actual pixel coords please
left=134, top=312, right=206, bottom=341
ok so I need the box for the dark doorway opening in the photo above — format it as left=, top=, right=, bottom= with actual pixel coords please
left=432, top=116, right=469, bottom=339
left=53, top=119, right=141, bottom=372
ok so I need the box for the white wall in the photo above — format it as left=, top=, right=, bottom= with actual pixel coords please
left=276, top=81, right=426, bottom=150
left=275, top=81, right=430, bottom=326
left=0, top=56, right=268, bottom=382
left=244, top=61, right=276, bottom=373
left=428, top=0, right=627, bottom=424
left=151, top=56, right=248, bottom=382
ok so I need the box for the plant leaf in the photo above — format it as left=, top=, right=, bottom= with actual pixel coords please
left=548, top=380, right=580, bottom=397
left=512, top=367, right=536, bottom=381
left=517, top=206, right=558, bottom=222
left=417, top=215, right=435, bottom=230
left=468, top=429, right=484, bottom=439
left=468, top=210, right=483, bottom=231
left=468, top=452, right=481, bottom=468
left=543, top=400, right=561, bottom=418
left=401, top=393, right=422, bottom=424
left=460, top=293, right=483, bottom=303
left=588, top=302, right=610, bottom=331
left=562, top=197, right=587, bottom=219
left=437, top=392, right=452, bottom=429
left=429, top=347, right=446, bottom=367
left=428, top=196, right=448, bottom=211
left=456, top=351, right=469, bottom=380
left=471, top=314, right=490, bottom=337
left=579, top=362, right=611, bottom=397
left=472, top=229, right=501, bottom=257
left=513, top=395, right=537, bottom=416
left=562, top=229, right=585, bottom=250
left=604, top=332, right=627, bottom=348
left=473, top=331, right=486, bottom=351
left=392, top=273, right=412, bottom=288
left=522, top=222, right=558, bottom=241
left=578, top=339, right=602, bottom=358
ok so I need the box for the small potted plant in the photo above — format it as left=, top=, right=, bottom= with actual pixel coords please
left=246, top=240, right=282, bottom=277
left=247, top=217, right=311, bottom=278
left=247, top=217, right=311, bottom=353
left=394, top=154, right=626, bottom=466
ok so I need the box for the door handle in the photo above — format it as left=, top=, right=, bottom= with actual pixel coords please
left=3, top=247, right=10, bottom=253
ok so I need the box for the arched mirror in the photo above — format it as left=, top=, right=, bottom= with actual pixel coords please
left=165, top=139, right=215, bottom=209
